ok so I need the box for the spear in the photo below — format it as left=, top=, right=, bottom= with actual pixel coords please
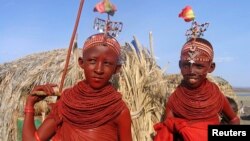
left=59, top=0, right=85, bottom=93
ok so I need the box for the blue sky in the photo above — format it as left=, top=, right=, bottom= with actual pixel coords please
left=1, top=0, right=250, bottom=87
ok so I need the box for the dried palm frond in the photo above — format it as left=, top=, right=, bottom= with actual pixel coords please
left=117, top=34, right=169, bottom=141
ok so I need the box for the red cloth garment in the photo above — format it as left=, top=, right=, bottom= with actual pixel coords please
left=163, top=117, right=219, bottom=141
left=153, top=120, right=173, bottom=141
left=154, top=79, right=226, bottom=141
left=46, top=80, right=126, bottom=141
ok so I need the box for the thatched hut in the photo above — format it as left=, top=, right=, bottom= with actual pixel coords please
left=0, top=35, right=237, bottom=141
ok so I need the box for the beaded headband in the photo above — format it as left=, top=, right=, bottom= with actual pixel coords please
left=83, top=0, right=122, bottom=56
left=179, top=6, right=213, bottom=63
left=83, top=33, right=121, bottom=55
left=181, top=41, right=213, bottom=63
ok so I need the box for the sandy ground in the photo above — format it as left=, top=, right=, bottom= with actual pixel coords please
left=237, top=95, right=250, bottom=125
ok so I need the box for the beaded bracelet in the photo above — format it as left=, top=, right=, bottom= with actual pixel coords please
left=24, top=106, right=35, bottom=114
left=34, top=131, right=41, bottom=141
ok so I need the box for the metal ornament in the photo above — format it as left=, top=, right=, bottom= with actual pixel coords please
left=185, top=21, right=209, bottom=41
left=184, top=21, right=209, bottom=64
left=188, top=51, right=199, bottom=64
left=94, top=17, right=123, bottom=37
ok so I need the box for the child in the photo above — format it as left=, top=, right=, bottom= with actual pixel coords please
left=220, top=96, right=239, bottom=124
left=154, top=20, right=240, bottom=141
left=22, top=33, right=132, bottom=141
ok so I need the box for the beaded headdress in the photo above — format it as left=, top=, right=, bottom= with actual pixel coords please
left=83, top=0, right=122, bottom=56
left=179, top=6, right=213, bottom=63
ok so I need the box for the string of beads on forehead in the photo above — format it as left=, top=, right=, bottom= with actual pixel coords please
left=83, top=33, right=121, bottom=56
left=181, top=41, right=213, bottom=61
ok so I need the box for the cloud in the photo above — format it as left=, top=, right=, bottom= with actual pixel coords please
left=215, top=56, right=234, bottom=63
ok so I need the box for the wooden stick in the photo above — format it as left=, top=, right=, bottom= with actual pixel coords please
left=59, top=0, right=85, bottom=93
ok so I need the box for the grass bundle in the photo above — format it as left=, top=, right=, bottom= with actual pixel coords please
left=117, top=34, right=169, bottom=141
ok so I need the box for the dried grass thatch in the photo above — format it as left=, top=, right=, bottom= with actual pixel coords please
left=0, top=34, right=237, bottom=141
left=0, top=46, right=83, bottom=141
left=118, top=35, right=168, bottom=141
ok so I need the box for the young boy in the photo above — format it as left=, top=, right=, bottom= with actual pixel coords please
left=154, top=37, right=240, bottom=141
left=22, top=33, right=132, bottom=141
left=220, top=96, right=239, bottom=124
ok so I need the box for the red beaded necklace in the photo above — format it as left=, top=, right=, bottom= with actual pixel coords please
left=167, top=79, right=224, bottom=120
left=60, top=80, right=125, bottom=129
